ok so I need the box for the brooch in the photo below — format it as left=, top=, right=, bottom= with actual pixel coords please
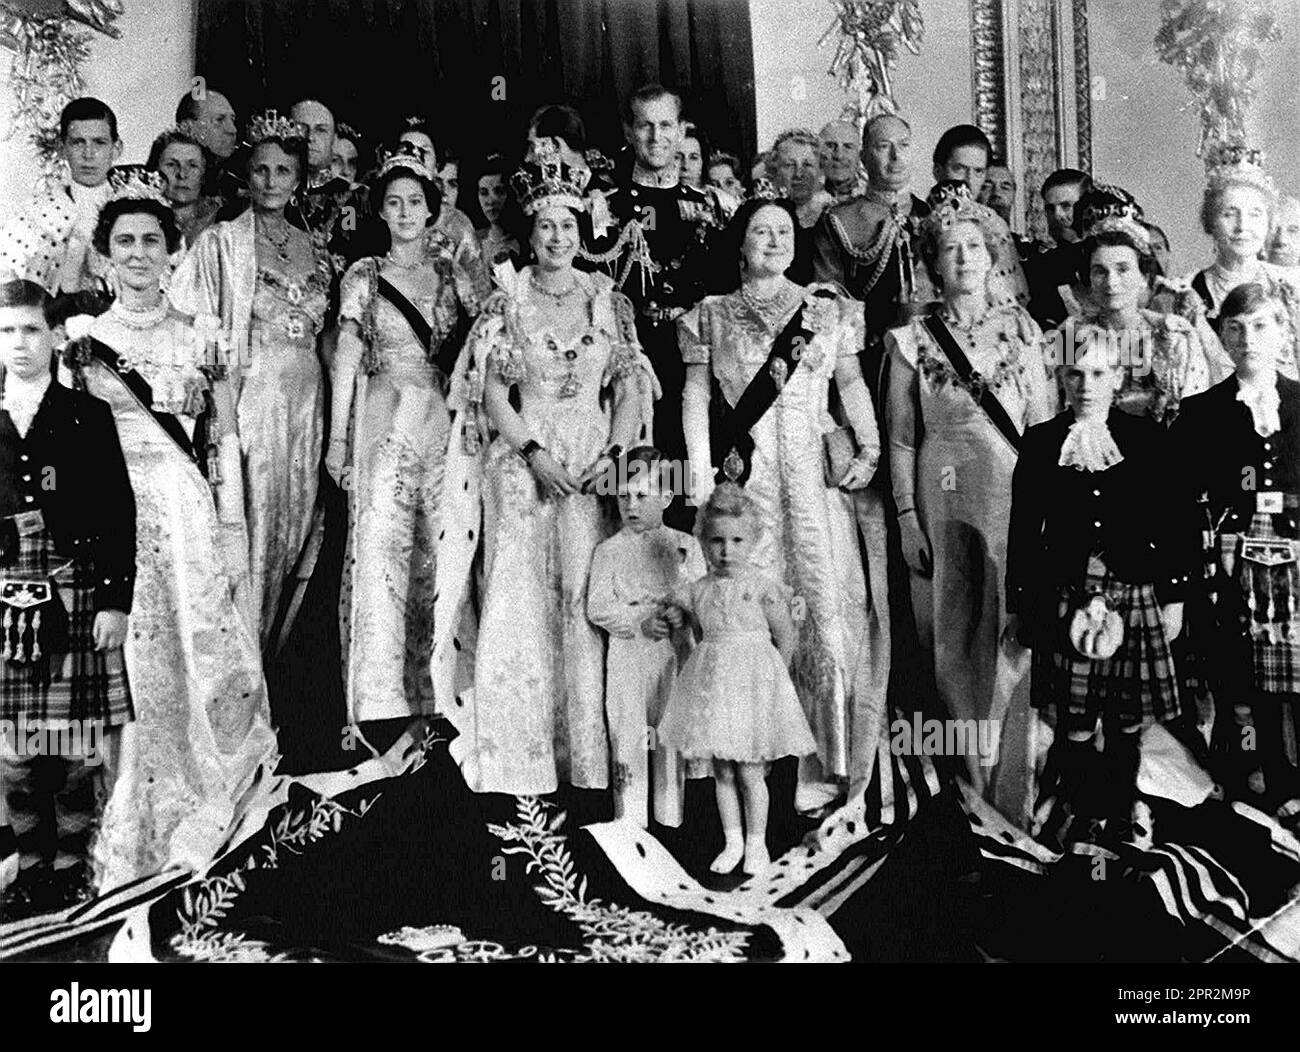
left=769, top=357, right=789, bottom=390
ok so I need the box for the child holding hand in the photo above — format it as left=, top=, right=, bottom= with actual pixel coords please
left=588, top=448, right=705, bottom=829
left=656, top=483, right=816, bottom=876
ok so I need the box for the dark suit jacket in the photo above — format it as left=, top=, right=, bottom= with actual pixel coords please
left=1007, top=409, right=1201, bottom=631
left=1172, top=374, right=1300, bottom=540
left=0, top=380, right=136, bottom=613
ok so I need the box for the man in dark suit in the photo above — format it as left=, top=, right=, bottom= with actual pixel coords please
left=0, top=278, right=136, bottom=916
left=1173, top=281, right=1300, bottom=806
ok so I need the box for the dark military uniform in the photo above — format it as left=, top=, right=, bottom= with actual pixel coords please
left=583, top=173, right=726, bottom=490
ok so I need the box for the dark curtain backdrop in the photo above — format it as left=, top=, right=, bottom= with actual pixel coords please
left=195, top=0, right=756, bottom=167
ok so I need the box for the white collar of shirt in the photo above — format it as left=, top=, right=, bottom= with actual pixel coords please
left=2, top=372, right=52, bottom=438
left=1059, top=415, right=1124, bottom=473
left=1236, top=374, right=1281, bottom=437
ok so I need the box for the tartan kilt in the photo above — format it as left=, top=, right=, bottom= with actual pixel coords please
left=1217, top=514, right=1300, bottom=695
left=0, top=521, right=132, bottom=725
left=1030, top=561, right=1181, bottom=731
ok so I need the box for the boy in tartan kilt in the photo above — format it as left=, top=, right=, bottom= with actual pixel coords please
left=1173, top=282, right=1300, bottom=808
left=0, top=279, right=135, bottom=917
left=1006, top=324, right=1202, bottom=849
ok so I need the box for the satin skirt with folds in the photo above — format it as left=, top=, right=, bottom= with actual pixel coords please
left=463, top=397, right=614, bottom=796
left=340, top=365, right=449, bottom=724
left=89, top=367, right=275, bottom=890
left=743, top=378, right=887, bottom=789
left=239, top=323, right=325, bottom=646
left=912, top=419, right=1037, bottom=827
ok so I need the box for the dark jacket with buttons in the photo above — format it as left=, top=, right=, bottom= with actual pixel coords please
left=1006, top=408, right=1201, bottom=629
left=0, top=380, right=135, bottom=613
left=1171, top=374, right=1300, bottom=540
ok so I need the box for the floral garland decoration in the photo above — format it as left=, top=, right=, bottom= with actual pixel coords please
left=1, top=1, right=124, bottom=189
left=818, top=0, right=923, bottom=128
left=1154, top=0, right=1282, bottom=155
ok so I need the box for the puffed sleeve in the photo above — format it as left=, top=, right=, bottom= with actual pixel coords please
left=836, top=294, right=866, bottom=358
left=676, top=301, right=712, bottom=365
left=603, top=291, right=661, bottom=397
left=338, top=259, right=372, bottom=326
left=1011, top=307, right=1056, bottom=425
left=469, top=290, right=523, bottom=386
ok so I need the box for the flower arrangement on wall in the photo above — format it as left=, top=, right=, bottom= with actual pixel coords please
left=1, top=0, right=123, bottom=187
left=819, top=0, right=924, bottom=127
left=1154, top=0, right=1282, bottom=154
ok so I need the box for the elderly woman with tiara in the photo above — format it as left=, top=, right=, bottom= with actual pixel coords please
left=431, top=142, right=658, bottom=796
left=62, top=168, right=274, bottom=888
left=885, top=187, right=1054, bottom=823
left=169, top=110, right=333, bottom=648
left=1156, top=144, right=1300, bottom=380
left=325, top=141, right=481, bottom=749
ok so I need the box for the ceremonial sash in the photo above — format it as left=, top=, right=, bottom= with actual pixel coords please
left=708, top=288, right=836, bottom=485
left=922, top=315, right=1023, bottom=453
left=376, top=274, right=463, bottom=380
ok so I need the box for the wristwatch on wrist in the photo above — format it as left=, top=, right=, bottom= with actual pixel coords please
left=602, top=444, right=624, bottom=462
left=519, top=439, right=544, bottom=464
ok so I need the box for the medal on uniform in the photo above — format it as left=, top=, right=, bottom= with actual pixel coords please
left=13, top=509, right=44, bottom=535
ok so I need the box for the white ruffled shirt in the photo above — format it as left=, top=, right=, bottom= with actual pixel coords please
left=1235, top=376, right=1281, bottom=437
left=1059, top=415, right=1124, bottom=473
left=2, top=372, right=51, bottom=438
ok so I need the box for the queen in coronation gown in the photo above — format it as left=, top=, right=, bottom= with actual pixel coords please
left=679, top=195, right=887, bottom=815
left=431, top=150, right=658, bottom=796
left=169, top=113, right=331, bottom=647
left=68, top=186, right=275, bottom=889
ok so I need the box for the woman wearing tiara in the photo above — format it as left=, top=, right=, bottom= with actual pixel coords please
left=679, top=193, right=885, bottom=816
left=325, top=143, right=481, bottom=741
left=170, top=110, right=333, bottom=648
left=1155, top=145, right=1300, bottom=379
left=64, top=173, right=274, bottom=889
left=1055, top=185, right=1227, bottom=425
left=432, top=145, right=658, bottom=796
left=885, top=192, right=1054, bottom=823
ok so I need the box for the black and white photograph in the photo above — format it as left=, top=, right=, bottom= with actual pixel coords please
left=0, top=0, right=1297, bottom=1015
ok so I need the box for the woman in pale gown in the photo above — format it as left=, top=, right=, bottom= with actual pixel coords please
left=69, top=185, right=274, bottom=889
left=325, top=145, right=480, bottom=739
left=170, top=111, right=331, bottom=647
left=679, top=196, right=885, bottom=816
left=431, top=149, right=658, bottom=796
left=885, top=194, right=1054, bottom=824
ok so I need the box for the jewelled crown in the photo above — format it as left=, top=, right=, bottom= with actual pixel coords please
left=108, top=165, right=169, bottom=204
left=1079, top=183, right=1150, bottom=251
left=922, top=182, right=998, bottom=238
left=511, top=138, right=591, bottom=216
left=376, top=140, right=434, bottom=181
left=748, top=176, right=782, bottom=203
left=1205, top=140, right=1276, bottom=198
left=247, top=110, right=308, bottom=146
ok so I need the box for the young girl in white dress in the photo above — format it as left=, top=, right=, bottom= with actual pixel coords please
left=657, top=483, right=816, bottom=876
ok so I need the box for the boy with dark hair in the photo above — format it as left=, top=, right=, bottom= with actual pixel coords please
left=0, top=279, right=136, bottom=917
left=0, top=98, right=123, bottom=296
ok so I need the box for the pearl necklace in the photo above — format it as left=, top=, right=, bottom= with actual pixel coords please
left=108, top=296, right=169, bottom=330
left=740, top=278, right=799, bottom=327
left=383, top=250, right=427, bottom=272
